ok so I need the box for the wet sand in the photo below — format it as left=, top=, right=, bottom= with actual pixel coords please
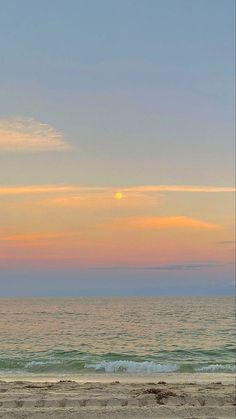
left=0, top=374, right=235, bottom=418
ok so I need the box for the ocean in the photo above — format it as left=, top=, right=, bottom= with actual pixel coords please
left=0, top=297, right=235, bottom=376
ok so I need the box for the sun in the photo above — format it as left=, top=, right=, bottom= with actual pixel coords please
left=114, top=192, right=124, bottom=200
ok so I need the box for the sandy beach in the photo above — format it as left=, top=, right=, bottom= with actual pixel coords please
left=0, top=374, right=235, bottom=418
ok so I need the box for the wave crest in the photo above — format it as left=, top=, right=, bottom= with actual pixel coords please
left=196, top=364, right=236, bottom=372
left=85, top=360, right=177, bottom=373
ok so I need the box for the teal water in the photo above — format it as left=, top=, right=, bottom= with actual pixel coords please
left=0, top=297, right=235, bottom=375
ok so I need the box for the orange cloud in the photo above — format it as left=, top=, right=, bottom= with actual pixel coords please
left=123, top=185, right=235, bottom=193
left=109, top=216, right=220, bottom=231
left=40, top=191, right=162, bottom=209
left=0, top=117, right=71, bottom=152
left=0, top=185, right=105, bottom=196
left=1, top=232, right=80, bottom=242
left=0, top=184, right=234, bottom=196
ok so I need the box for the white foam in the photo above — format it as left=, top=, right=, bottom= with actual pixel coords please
left=85, top=360, right=177, bottom=373
left=196, top=364, right=236, bottom=372
left=25, top=360, right=61, bottom=368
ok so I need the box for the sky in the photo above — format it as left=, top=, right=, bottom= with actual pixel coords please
left=0, top=0, right=235, bottom=296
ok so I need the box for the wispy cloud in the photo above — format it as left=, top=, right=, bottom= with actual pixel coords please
left=0, top=184, right=234, bottom=196
left=0, top=117, right=71, bottom=152
left=94, top=262, right=227, bottom=270
left=1, top=232, right=80, bottom=242
left=0, top=185, right=83, bottom=195
left=123, top=185, right=235, bottom=193
left=108, top=216, right=220, bottom=231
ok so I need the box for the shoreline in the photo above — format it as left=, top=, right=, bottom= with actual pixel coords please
left=0, top=372, right=235, bottom=384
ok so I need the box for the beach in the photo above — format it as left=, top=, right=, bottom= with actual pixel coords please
left=0, top=374, right=235, bottom=418
left=0, top=298, right=235, bottom=418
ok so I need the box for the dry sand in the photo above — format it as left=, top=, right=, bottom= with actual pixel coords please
left=0, top=374, right=235, bottom=418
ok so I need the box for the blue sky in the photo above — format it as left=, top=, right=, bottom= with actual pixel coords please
left=0, top=0, right=234, bottom=186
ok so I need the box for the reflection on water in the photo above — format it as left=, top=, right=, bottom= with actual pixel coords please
left=0, top=297, right=235, bottom=374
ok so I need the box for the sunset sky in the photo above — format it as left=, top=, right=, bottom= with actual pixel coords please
left=0, top=0, right=235, bottom=296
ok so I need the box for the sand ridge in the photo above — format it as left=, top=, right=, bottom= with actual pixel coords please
left=0, top=379, right=235, bottom=418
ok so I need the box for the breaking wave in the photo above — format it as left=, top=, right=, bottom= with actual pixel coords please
left=85, top=360, right=177, bottom=373
left=196, top=364, right=236, bottom=373
left=0, top=349, right=235, bottom=375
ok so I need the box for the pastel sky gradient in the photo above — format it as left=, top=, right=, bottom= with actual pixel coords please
left=0, top=0, right=235, bottom=296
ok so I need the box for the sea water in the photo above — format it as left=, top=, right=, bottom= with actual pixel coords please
left=0, top=297, right=235, bottom=376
